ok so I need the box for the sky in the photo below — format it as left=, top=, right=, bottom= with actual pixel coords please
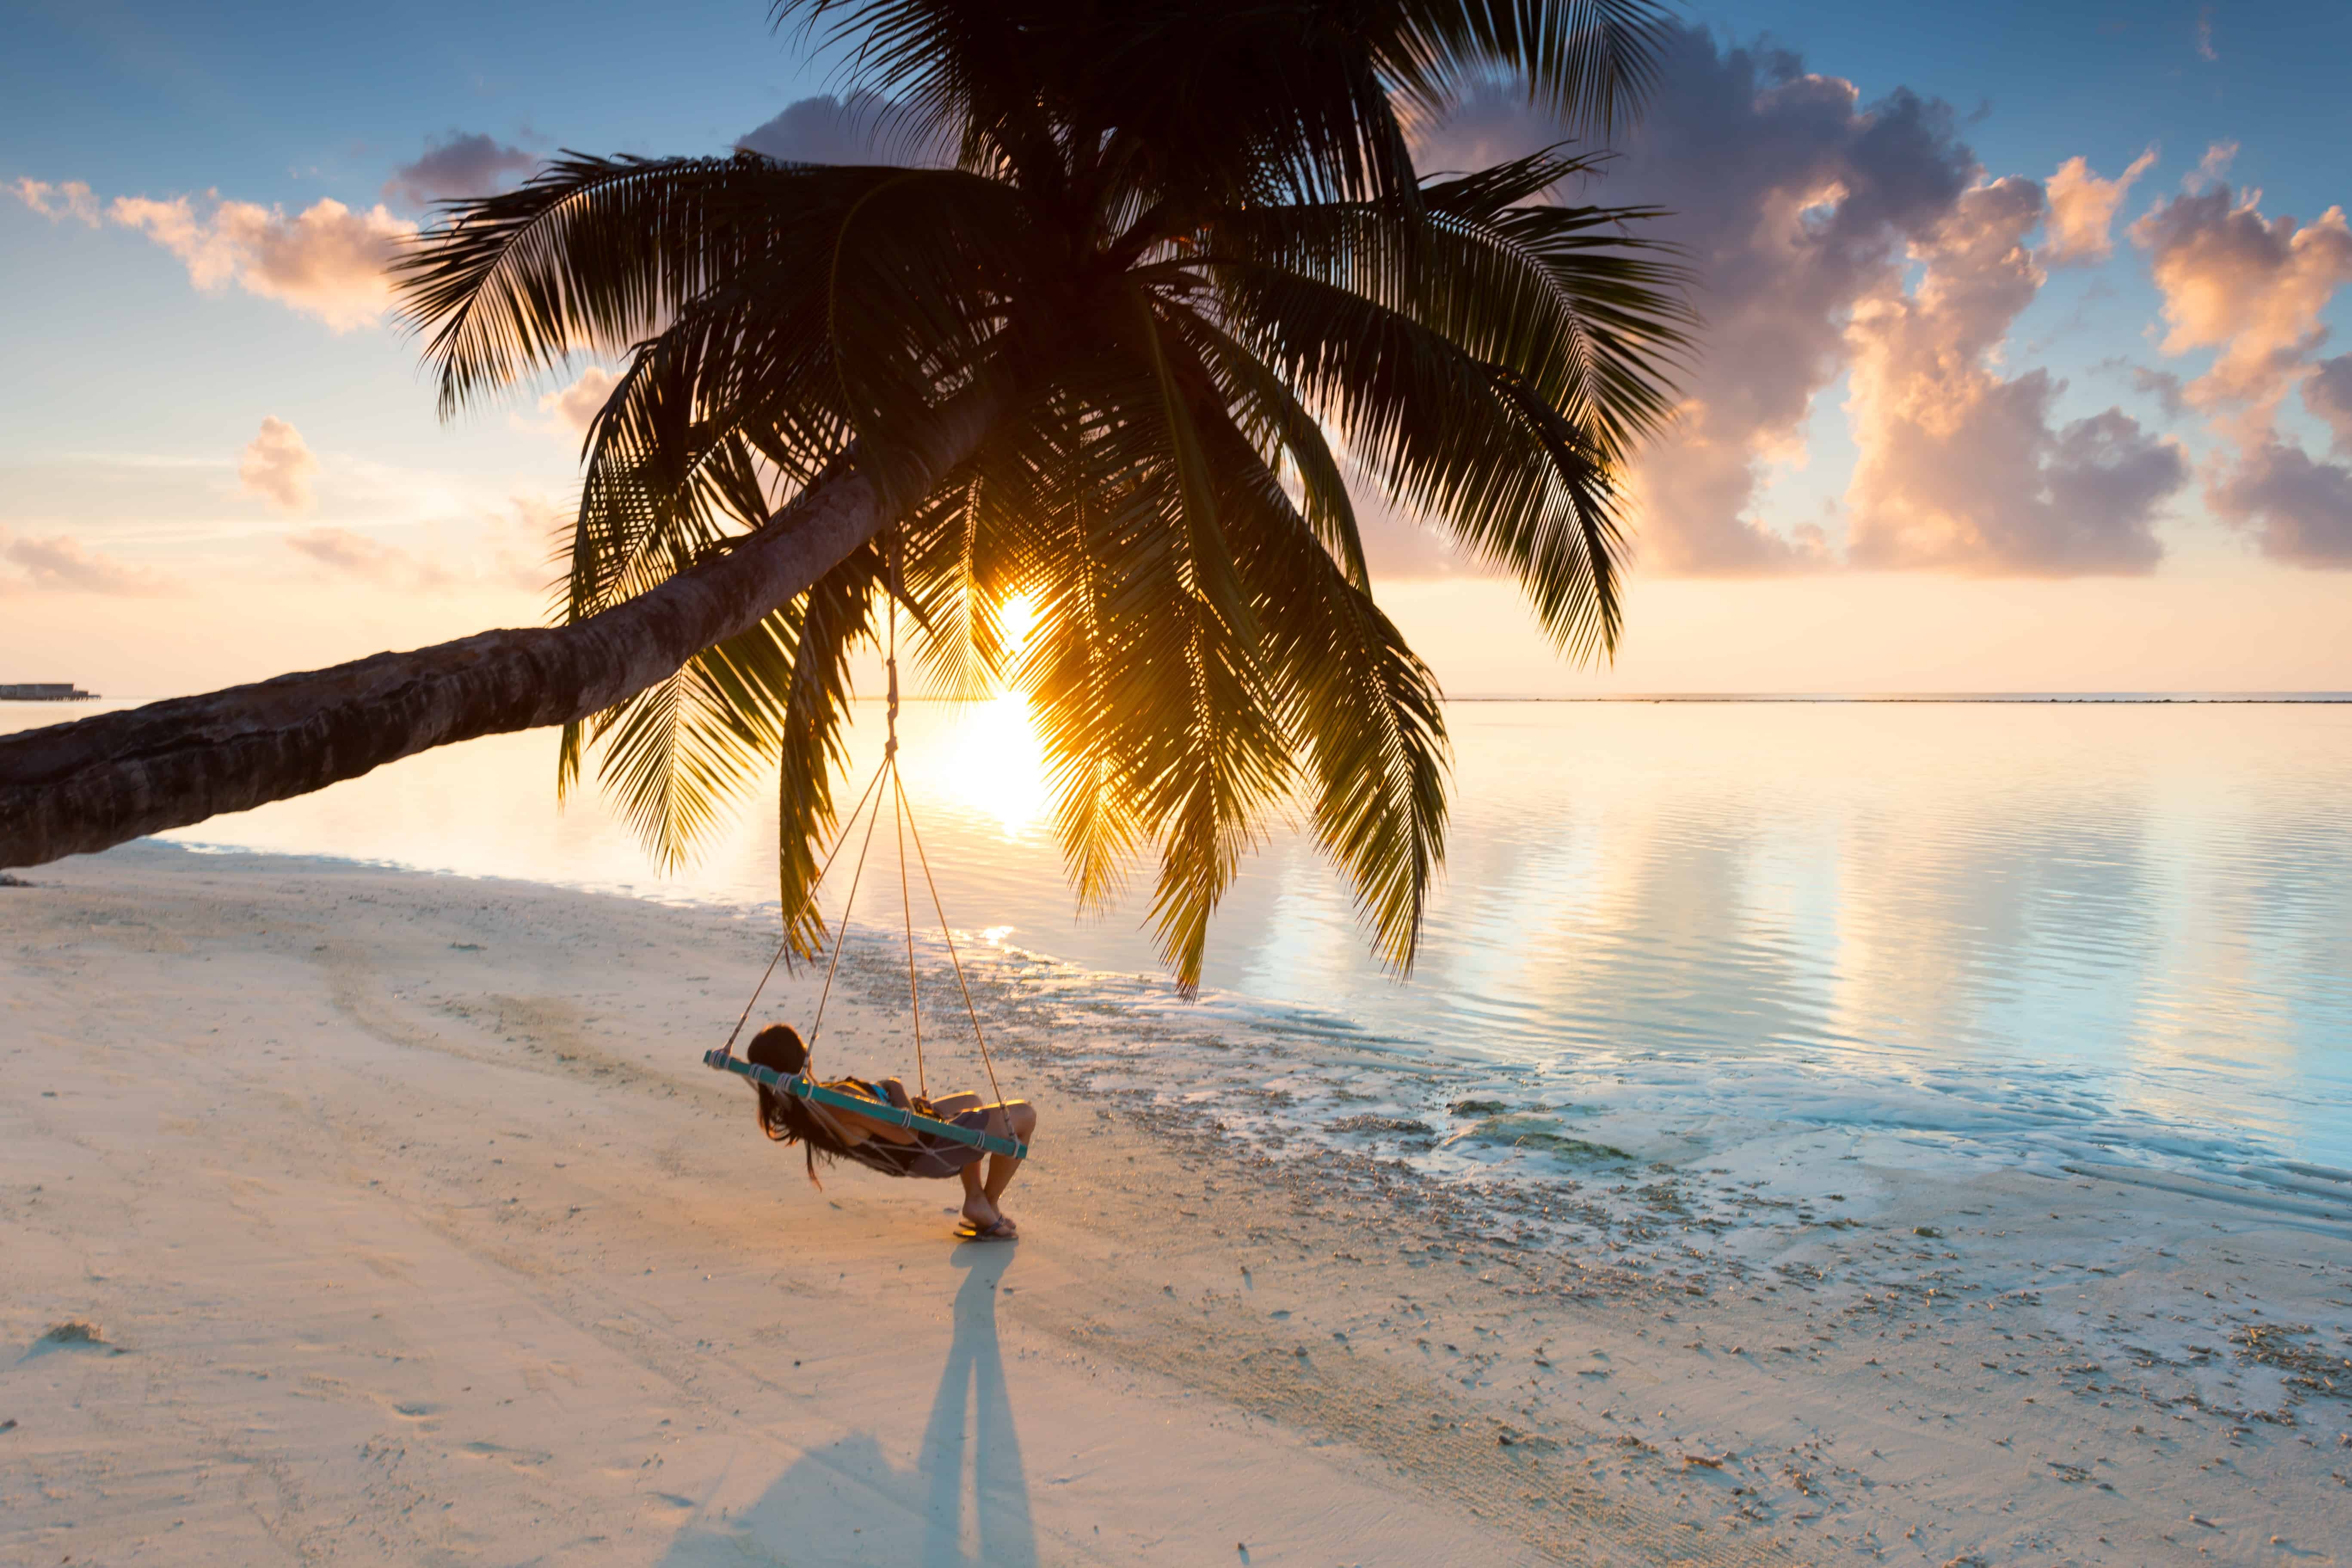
left=3, top=0, right=2350, bottom=699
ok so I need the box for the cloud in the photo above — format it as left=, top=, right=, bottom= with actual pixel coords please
left=20, top=176, right=411, bottom=328
left=2208, top=439, right=2352, bottom=566
left=238, top=416, right=319, bottom=511
left=538, top=366, right=620, bottom=440
left=0, top=530, right=179, bottom=595
left=2043, top=148, right=2157, bottom=264
left=383, top=131, right=537, bottom=208
left=2094, top=359, right=2190, bottom=419
left=1416, top=30, right=1983, bottom=574
left=2305, top=354, right=2352, bottom=450
left=2131, top=182, right=2352, bottom=415
left=285, top=527, right=457, bottom=590
left=1844, top=176, right=2186, bottom=574
left=2133, top=178, right=2352, bottom=564
left=105, top=190, right=415, bottom=331
left=9, top=176, right=98, bottom=225
left=736, top=90, right=946, bottom=166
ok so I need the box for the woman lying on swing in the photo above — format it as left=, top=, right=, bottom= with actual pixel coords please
left=742, top=1024, right=1038, bottom=1240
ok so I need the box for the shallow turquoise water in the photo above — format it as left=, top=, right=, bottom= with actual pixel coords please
left=11, top=696, right=2351, bottom=1174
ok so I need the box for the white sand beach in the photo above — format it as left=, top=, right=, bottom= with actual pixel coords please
left=6, top=844, right=2350, bottom=1566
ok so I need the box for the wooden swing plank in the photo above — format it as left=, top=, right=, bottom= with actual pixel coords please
left=704, top=1050, right=1031, bottom=1159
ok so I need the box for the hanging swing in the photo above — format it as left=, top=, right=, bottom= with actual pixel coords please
left=703, top=535, right=1030, bottom=1164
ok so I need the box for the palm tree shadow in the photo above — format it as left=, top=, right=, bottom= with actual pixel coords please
left=659, top=1243, right=1036, bottom=1567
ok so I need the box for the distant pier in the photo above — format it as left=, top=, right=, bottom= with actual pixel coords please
left=0, top=683, right=98, bottom=701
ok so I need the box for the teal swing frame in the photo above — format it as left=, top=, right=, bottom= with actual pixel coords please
left=704, top=1051, right=1030, bottom=1159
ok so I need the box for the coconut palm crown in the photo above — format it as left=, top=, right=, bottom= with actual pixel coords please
left=397, top=0, right=1691, bottom=989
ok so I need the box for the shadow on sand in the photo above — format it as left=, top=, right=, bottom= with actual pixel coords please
left=660, top=1242, right=1037, bottom=1567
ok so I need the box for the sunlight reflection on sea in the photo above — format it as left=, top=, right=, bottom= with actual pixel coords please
left=8, top=696, right=2349, bottom=1174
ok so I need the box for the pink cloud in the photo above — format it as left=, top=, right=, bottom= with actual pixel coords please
left=383, top=131, right=538, bottom=208
left=0, top=531, right=178, bottom=596
left=2042, top=148, right=2157, bottom=265
left=1409, top=32, right=1981, bottom=576
left=1845, top=177, right=2186, bottom=574
left=2208, top=440, right=2352, bottom=566
left=2304, top=354, right=2352, bottom=451
left=2133, top=178, right=2352, bottom=565
left=538, top=366, right=620, bottom=440
left=8, top=177, right=98, bottom=226
left=104, top=190, right=416, bottom=331
left=1409, top=30, right=2175, bottom=579
left=2130, top=183, right=2352, bottom=416
left=238, top=416, right=319, bottom=511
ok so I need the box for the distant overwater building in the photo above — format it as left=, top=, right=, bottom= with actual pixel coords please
left=0, top=683, right=97, bottom=701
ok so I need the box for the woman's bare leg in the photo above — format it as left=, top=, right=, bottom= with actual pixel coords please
left=977, top=1102, right=1035, bottom=1228
left=956, top=1101, right=1035, bottom=1235
left=957, top=1161, right=991, bottom=1229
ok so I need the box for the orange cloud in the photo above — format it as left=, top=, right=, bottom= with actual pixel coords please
left=2133, top=176, right=2352, bottom=565
left=2130, top=181, right=2352, bottom=418
left=2042, top=148, right=2156, bottom=265
left=238, top=416, right=319, bottom=512
left=101, top=190, right=416, bottom=331
left=538, top=366, right=620, bottom=440
left=1845, top=178, right=2185, bottom=574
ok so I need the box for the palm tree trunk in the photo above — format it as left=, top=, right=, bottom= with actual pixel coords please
left=0, top=407, right=992, bottom=869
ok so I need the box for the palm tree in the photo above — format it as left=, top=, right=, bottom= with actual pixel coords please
left=0, top=0, right=1687, bottom=988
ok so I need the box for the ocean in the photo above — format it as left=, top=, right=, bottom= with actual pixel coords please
left=10, top=695, right=2351, bottom=1188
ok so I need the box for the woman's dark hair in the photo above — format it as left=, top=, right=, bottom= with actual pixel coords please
left=746, top=1024, right=849, bottom=1184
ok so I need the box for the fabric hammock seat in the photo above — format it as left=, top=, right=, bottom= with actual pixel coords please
left=705, top=1049, right=1030, bottom=1160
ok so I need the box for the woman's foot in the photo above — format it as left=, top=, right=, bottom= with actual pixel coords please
left=959, top=1193, right=1016, bottom=1238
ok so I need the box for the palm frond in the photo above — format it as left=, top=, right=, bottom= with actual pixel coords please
left=773, top=542, right=889, bottom=958
left=1384, top=0, right=1673, bottom=138
left=1208, top=418, right=1452, bottom=973
left=1214, top=257, right=1634, bottom=655
left=404, top=2, right=1692, bottom=994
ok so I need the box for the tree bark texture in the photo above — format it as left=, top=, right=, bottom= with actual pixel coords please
left=0, top=409, right=989, bottom=868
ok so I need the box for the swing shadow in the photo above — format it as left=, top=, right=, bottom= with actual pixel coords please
left=658, top=1243, right=1036, bottom=1568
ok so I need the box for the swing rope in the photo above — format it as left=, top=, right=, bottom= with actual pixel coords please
left=716, top=759, right=888, bottom=1057
left=707, top=524, right=1020, bottom=1158
left=895, top=761, right=1008, bottom=1111
left=803, top=748, right=889, bottom=1051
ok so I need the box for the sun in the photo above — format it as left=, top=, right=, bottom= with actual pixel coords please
left=916, top=591, right=1050, bottom=838
left=995, top=589, right=1039, bottom=651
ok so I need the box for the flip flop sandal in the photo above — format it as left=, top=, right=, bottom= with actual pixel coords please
left=955, top=1216, right=1019, bottom=1241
